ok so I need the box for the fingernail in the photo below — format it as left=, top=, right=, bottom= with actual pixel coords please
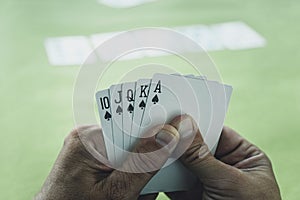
left=155, top=131, right=178, bottom=153
left=178, top=117, right=195, bottom=139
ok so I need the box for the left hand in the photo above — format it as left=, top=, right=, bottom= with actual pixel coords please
left=35, top=124, right=180, bottom=200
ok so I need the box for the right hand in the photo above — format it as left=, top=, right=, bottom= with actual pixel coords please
left=166, top=115, right=281, bottom=200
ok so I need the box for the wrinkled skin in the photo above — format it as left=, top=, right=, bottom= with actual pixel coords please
left=166, top=115, right=281, bottom=200
left=35, top=115, right=281, bottom=200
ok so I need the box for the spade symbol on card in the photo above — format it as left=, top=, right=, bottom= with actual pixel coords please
left=116, top=105, right=123, bottom=115
left=139, top=100, right=146, bottom=110
left=104, top=111, right=112, bottom=121
left=152, top=94, right=159, bottom=104
left=127, top=104, right=134, bottom=113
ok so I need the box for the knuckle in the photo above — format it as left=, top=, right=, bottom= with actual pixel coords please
left=64, top=128, right=80, bottom=146
left=124, top=147, right=164, bottom=173
left=64, top=125, right=96, bottom=146
left=63, top=127, right=89, bottom=152
left=137, top=138, right=160, bottom=153
left=64, top=128, right=80, bottom=145
left=135, top=151, right=163, bottom=172
left=182, top=142, right=211, bottom=166
left=130, top=139, right=170, bottom=172
left=162, top=124, right=178, bottom=133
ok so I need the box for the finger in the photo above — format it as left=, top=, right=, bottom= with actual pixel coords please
left=170, top=115, right=239, bottom=183
left=100, top=125, right=180, bottom=199
left=63, top=125, right=112, bottom=171
left=216, top=127, right=271, bottom=168
left=215, top=126, right=245, bottom=158
left=138, top=193, right=159, bottom=200
left=75, top=125, right=110, bottom=165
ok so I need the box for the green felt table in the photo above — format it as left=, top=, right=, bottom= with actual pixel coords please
left=0, top=0, right=299, bottom=199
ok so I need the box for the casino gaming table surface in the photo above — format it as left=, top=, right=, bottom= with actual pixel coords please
left=0, top=0, right=299, bottom=199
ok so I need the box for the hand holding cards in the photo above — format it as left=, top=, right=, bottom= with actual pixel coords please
left=95, top=73, right=232, bottom=194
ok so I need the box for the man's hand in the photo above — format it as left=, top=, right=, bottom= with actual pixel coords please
left=166, top=115, right=281, bottom=200
left=35, top=124, right=180, bottom=200
left=35, top=115, right=281, bottom=200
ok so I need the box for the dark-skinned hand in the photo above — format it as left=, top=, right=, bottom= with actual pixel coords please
left=166, top=115, right=281, bottom=200
left=35, top=115, right=281, bottom=200
left=35, top=124, right=180, bottom=200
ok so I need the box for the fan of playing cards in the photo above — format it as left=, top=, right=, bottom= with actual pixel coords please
left=96, top=73, right=232, bottom=194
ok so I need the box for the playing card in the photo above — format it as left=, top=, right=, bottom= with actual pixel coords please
left=95, top=73, right=233, bottom=194
left=204, top=81, right=232, bottom=153
left=140, top=73, right=214, bottom=193
left=122, top=82, right=136, bottom=152
left=175, top=74, right=212, bottom=137
left=109, top=84, right=124, bottom=165
left=138, top=73, right=212, bottom=142
left=185, top=76, right=232, bottom=154
left=130, top=79, right=151, bottom=146
left=142, top=160, right=198, bottom=193
left=95, top=89, right=115, bottom=163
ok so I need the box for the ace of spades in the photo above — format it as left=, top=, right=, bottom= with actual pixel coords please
left=151, top=80, right=161, bottom=104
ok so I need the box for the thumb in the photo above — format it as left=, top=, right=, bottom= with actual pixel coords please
left=102, top=124, right=180, bottom=199
left=170, top=115, right=238, bottom=183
